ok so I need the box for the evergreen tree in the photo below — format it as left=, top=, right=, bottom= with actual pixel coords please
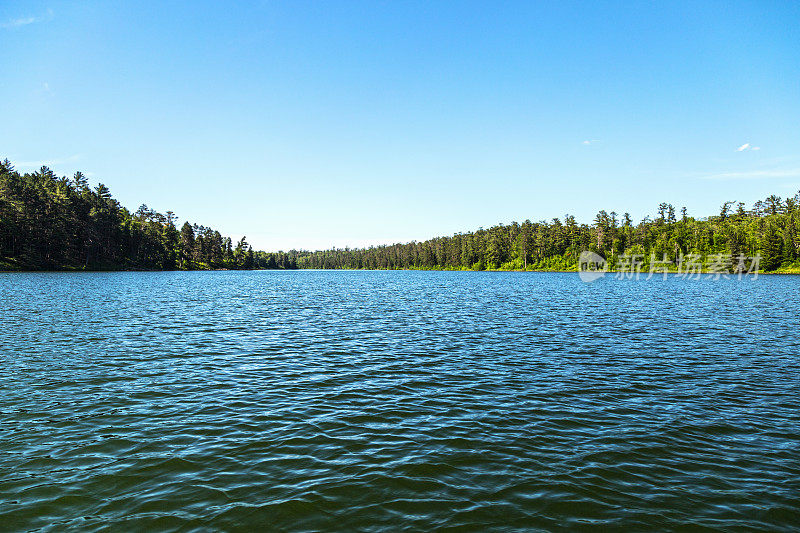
left=762, top=223, right=785, bottom=271
left=2, top=156, right=800, bottom=274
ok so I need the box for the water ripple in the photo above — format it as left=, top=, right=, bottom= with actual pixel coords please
left=1, top=271, right=799, bottom=531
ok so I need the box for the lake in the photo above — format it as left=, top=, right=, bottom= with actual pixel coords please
left=1, top=271, right=798, bottom=530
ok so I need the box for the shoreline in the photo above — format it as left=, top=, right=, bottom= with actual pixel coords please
left=2, top=267, right=799, bottom=275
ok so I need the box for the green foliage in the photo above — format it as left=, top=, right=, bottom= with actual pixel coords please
left=0, top=158, right=299, bottom=271
left=762, top=222, right=785, bottom=271
left=3, top=157, right=800, bottom=273
left=298, top=197, right=800, bottom=272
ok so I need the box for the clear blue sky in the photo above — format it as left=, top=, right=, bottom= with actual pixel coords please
left=2, top=1, right=799, bottom=251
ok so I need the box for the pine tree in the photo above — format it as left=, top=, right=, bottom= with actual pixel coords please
left=762, top=223, right=784, bottom=271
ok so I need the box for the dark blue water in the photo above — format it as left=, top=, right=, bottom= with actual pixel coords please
left=1, top=271, right=799, bottom=531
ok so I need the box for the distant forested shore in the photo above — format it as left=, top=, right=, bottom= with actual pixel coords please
left=298, top=194, right=800, bottom=274
left=2, top=158, right=799, bottom=273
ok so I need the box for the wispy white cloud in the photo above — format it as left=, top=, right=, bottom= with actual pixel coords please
left=736, top=142, right=760, bottom=152
left=2, top=16, right=36, bottom=28
left=16, top=154, right=82, bottom=169
left=701, top=168, right=800, bottom=181
left=582, top=139, right=600, bottom=145
left=1, top=9, right=53, bottom=29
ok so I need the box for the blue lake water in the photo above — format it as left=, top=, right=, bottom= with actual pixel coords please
left=1, top=271, right=799, bottom=530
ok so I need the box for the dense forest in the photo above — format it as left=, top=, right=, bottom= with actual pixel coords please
left=298, top=194, right=800, bottom=273
left=0, top=159, right=300, bottom=271
left=2, top=158, right=799, bottom=273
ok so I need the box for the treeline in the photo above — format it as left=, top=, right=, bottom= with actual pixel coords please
left=0, top=159, right=299, bottom=270
left=4, top=158, right=800, bottom=273
left=298, top=195, right=800, bottom=272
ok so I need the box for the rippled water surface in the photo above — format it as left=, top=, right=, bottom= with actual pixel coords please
left=2, top=271, right=799, bottom=531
